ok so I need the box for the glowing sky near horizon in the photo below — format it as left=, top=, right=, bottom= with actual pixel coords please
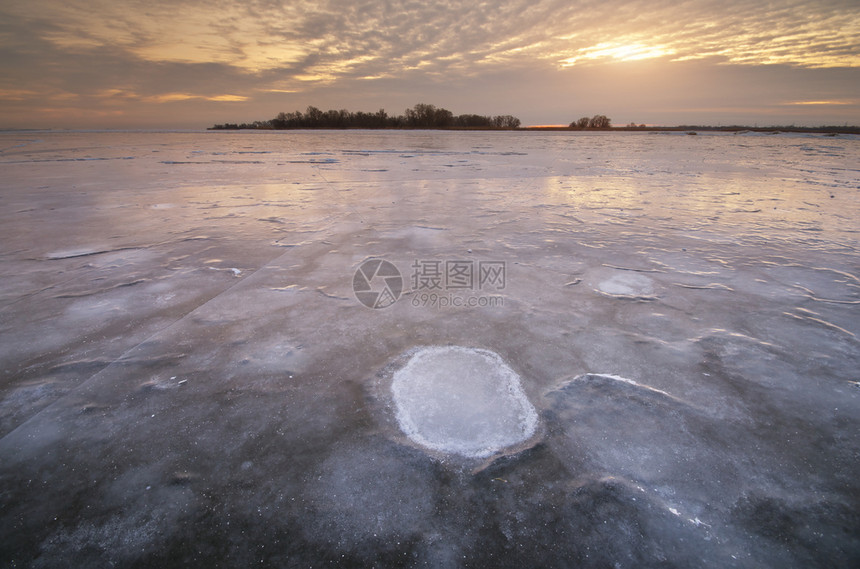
left=0, top=0, right=858, bottom=128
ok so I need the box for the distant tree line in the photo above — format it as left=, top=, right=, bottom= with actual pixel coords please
left=674, top=124, right=860, bottom=134
left=210, top=103, right=521, bottom=130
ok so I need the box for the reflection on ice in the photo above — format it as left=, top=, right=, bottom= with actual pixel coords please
left=391, top=346, right=538, bottom=458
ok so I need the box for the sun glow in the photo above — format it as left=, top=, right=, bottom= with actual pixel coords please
left=784, top=100, right=854, bottom=106
left=560, top=42, right=675, bottom=67
left=139, top=93, right=249, bottom=103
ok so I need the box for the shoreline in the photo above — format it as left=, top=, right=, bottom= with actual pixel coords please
left=206, top=125, right=860, bottom=135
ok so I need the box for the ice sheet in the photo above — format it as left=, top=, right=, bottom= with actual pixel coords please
left=0, top=130, right=858, bottom=567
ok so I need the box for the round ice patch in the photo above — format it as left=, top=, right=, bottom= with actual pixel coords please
left=391, top=346, right=538, bottom=458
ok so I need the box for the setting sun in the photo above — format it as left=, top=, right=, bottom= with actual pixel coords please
left=559, top=42, right=676, bottom=66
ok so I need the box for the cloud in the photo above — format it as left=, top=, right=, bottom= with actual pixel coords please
left=0, top=0, right=858, bottom=127
left=0, top=88, right=42, bottom=101
left=4, top=0, right=858, bottom=79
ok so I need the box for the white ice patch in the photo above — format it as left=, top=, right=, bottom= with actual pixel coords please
left=207, top=266, right=242, bottom=277
left=597, top=273, right=655, bottom=297
left=391, top=346, right=538, bottom=458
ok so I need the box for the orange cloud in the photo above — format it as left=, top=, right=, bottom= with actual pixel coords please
left=783, top=100, right=855, bottom=106
left=132, top=93, right=249, bottom=104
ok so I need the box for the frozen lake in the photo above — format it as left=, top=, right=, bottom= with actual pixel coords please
left=1, top=130, right=858, bottom=567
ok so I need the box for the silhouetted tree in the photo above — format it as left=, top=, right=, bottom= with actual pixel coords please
left=305, top=106, right=324, bottom=126
left=569, top=115, right=611, bottom=129
left=404, top=103, right=455, bottom=128
left=589, top=115, right=611, bottom=129
left=493, top=115, right=521, bottom=128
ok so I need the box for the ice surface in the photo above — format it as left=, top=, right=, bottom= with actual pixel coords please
left=0, top=130, right=859, bottom=567
left=390, top=346, right=538, bottom=458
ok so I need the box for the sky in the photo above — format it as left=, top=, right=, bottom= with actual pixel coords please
left=0, top=0, right=859, bottom=129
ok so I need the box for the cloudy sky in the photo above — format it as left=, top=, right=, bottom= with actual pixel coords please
left=1, top=0, right=858, bottom=129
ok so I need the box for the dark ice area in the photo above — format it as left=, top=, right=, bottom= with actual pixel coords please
left=1, top=130, right=858, bottom=567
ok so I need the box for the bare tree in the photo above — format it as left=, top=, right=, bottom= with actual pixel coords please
left=571, top=116, right=590, bottom=129
left=495, top=115, right=520, bottom=128
left=589, top=115, right=611, bottom=129
left=306, top=106, right=324, bottom=126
